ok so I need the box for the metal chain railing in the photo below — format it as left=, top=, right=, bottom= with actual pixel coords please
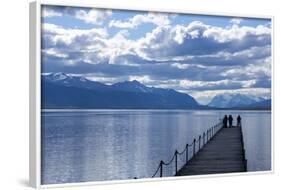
left=150, top=120, right=223, bottom=178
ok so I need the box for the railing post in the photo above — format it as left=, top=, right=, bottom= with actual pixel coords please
left=203, top=132, right=205, bottom=145
left=193, top=138, right=196, bottom=156
left=175, top=150, right=178, bottom=174
left=160, top=160, right=163, bottom=177
left=186, top=144, right=189, bottom=164
left=199, top=135, right=201, bottom=149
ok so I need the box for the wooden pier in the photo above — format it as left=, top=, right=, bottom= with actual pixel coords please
left=150, top=121, right=247, bottom=178
left=176, top=126, right=247, bottom=176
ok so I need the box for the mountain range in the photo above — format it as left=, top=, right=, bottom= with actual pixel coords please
left=42, top=73, right=271, bottom=110
left=208, top=94, right=271, bottom=109
left=42, top=73, right=200, bottom=109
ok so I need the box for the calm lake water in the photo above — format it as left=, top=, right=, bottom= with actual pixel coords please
left=41, top=110, right=271, bottom=184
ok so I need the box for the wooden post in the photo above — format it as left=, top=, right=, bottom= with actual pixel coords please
left=193, top=138, right=196, bottom=156
left=160, top=160, right=163, bottom=177
left=203, top=132, right=205, bottom=145
left=214, top=125, right=216, bottom=134
left=186, top=144, right=189, bottom=164
left=175, top=150, right=178, bottom=174
left=199, top=135, right=201, bottom=149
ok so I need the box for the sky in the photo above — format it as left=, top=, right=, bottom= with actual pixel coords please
left=41, top=5, right=272, bottom=104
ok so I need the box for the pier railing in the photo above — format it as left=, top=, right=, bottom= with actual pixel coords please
left=151, top=120, right=224, bottom=178
left=239, top=121, right=247, bottom=171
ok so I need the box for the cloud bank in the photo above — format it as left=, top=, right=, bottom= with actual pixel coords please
left=41, top=6, right=272, bottom=104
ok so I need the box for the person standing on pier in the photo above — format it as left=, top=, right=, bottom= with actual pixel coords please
left=229, top=115, right=233, bottom=128
left=223, top=115, right=228, bottom=128
left=237, top=115, right=241, bottom=127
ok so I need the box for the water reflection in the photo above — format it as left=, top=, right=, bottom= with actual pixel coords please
left=41, top=110, right=271, bottom=184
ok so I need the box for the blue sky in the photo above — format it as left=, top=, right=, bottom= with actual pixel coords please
left=41, top=5, right=272, bottom=104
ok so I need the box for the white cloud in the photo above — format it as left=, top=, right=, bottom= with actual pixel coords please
left=41, top=6, right=112, bottom=25
left=42, top=23, right=108, bottom=46
left=42, top=48, right=68, bottom=58
left=83, top=75, right=118, bottom=85
left=171, top=63, right=192, bottom=69
left=134, top=21, right=271, bottom=62
left=129, top=75, right=153, bottom=83
left=42, top=23, right=110, bottom=65
left=74, top=9, right=112, bottom=25
left=42, top=23, right=143, bottom=66
left=109, top=12, right=170, bottom=28
left=203, top=24, right=271, bottom=43
left=179, top=79, right=229, bottom=89
left=42, top=7, right=62, bottom=17
left=241, top=80, right=256, bottom=88
left=230, top=18, right=243, bottom=25
left=232, top=45, right=271, bottom=59
left=221, top=56, right=271, bottom=80
left=179, top=79, right=243, bottom=90
left=97, top=30, right=136, bottom=65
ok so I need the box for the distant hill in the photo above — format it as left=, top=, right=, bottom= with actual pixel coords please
left=235, top=99, right=271, bottom=110
left=208, top=93, right=267, bottom=109
left=42, top=73, right=200, bottom=109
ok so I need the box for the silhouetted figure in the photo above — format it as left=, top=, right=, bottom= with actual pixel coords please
left=228, top=115, right=233, bottom=128
left=237, top=115, right=241, bottom=127
left=223, top=115, right=228, bottom=128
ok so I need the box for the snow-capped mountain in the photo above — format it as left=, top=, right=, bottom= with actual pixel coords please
left=208, top=93, right=266, bottom=108
left=42, top=72, right=108, bottom=90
